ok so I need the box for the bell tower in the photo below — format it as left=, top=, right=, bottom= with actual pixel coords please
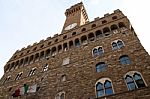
left=61, top=2, right=89, bottom=33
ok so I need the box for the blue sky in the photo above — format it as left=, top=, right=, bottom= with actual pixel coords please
left=0, top=0, right=150, bottom=78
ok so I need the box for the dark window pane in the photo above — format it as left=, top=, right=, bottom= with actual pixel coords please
left=97, top=90, right=104, bottom=97
left=120, top=55, right=131, bottom=65
left=105, top=88, right=113, bottom=95
left=128, top=83, right=136, bottom=90
left=96, top=83, right=103, bottom=90
left=112, top=42, right=118, bottom=50
left=134, top=74, right=146, bottom=88
left=117, top=41, right=124, bottom=48
left=98, top=47, right=104, bottom=56
left=104, top=81, right=112, bottom=88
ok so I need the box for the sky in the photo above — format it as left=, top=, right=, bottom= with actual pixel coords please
left=0, top=0, right=150, bottom=78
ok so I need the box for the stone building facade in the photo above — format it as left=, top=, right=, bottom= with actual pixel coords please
left=0, top=2, right=150, bottom=99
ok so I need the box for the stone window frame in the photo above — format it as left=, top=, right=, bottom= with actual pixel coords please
left=15, top=72, right=23, bottom=80
left=95, top=78, right=114, bottom=98
left=124, top=71, right=147, bottom=91
left=28, top=68, right=36, bottom=77
left=92, top=46, right=104, bottom=57
left=111, top=39, right=125, bottom=50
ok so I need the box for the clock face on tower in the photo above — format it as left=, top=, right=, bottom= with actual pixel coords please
left=64, top=23, right=77, bottom=30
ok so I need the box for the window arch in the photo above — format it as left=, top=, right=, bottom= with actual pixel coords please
left=81, top=35, right=88, bottom=45
left=45, top=49, right=51, bottom=58
left=91, top=24, right=96, bottom=28
left=81, top=28, right=86, bottom=32
left=29, top=55, right=34, bottom=64
left=40, top=51, right=45, bottom=59
left=124, top=71, right=146, bottom=90
left=95, top=30, right=103, bottom=38
left=92, top=46, right=104, bottom=57
left=96, top=78, right=114, bottom=98
left=28, top=68, right=36, bottom=76
left=15, top=72, right=23, bottom=80
left=112, top=40, right=124, bottom=50
left=34, top=53, right=39, bottom=62
left=24, top=57, right=29, bottom=65
left=3, top=76, right=11, bottom=84
left=96, top=62, right=107, bottom=72
left=103, top=27, right=110, bottom=36
left=69, top=41, right=74, bottom=48
left=58, top=45, right=62, bottom=53
left=119, top=55, right=131, bottom=65
left=63, top=43, right=68, bottom=51
left=75, top=38, right=80, bottom=47
left=88, top=33, right=95, bottom=41
left=51, top=47, right=57, bottom=56
left=110, top=24, right=118, bottom=31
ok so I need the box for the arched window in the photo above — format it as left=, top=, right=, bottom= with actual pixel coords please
left=110, top=24, right=118, bottom=31
left=28, top=68, right=36, bottom=76
left=96, top=78, right=114, bottom=98
left=34, top=53, right=39, bottom=62
left=45, top=49, right=51, bottom=58
left=40, top=51, right=45, bottom=60
left=98, top=47, right=104, bottom=56
left=112, top=40, right=124, bottom=50
left=118, top=22, right=126, bottom=28
left=95, top=30, right=103, bottom=38
left=81, top=28, right=86, bottom=32
left=58, top=45, right=62, bottom=53
left=91, top=24, right=96, bottom=28
left=96, top=62, right=107, bottom=72
left=81, top=35, right=88, bottom=45
left=125, top=75, right=136, bottom=90
left=104, top=80, right=113, bottom=95
left=15, top=72, right=23, bottom=80
left=29, top=55, right=34, bottom=64
left=63, top=43, right=68, bottom=51
left=92, top=46, right=104, bottom=57
left=24, top=57, right=29, bottom=65
left=96, top=82, right=104, bottom=97
left=88, top=33, right=95, bottom=41
left=69, top=41, right=74, bottom=48
left=119, top=55, right=131, bottom=65
left=93, top=48, right=98, bottom=57
left=103, top=27, right=110, bottom=36
left=51, top=47, right=57, bottom=56
left=75, top=38, right=80, bottom=47
left=125, top=71, right=146, bottom=90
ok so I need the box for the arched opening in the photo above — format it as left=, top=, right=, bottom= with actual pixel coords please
left=40, top=51, right=45, bottom=59
left=95, top=30, right=103, bottom=38
left=34, top=53, right=39, bottom=62
left=63, top=35, right=67, bottom=39
left=63, top=43, right=68, bottom=51
left=45, top=49, right=51, bottom=58
left=58, top=45, right=62, bottom=53
left=14, top=60, right=19, bottom=69
left=69, top=41, right=74, bottom=48
left=119, top=55, right=131, bottom=65
left=112, top=16, right=117, bottom=20
left=91, top=24, right=96, bottom=28
left=118, top=22, right=126, bottom=28
left=5, top=64, right=10, bottom=72
left=81, top=28, right=86, bottom=32
left=88, top=33, right=95, bottom=41
left=110, top=24, right=118, bottom=31
left=103, top=27, right=110, bottom=36
left=51, top=47, right=57, bottom=56
left=29, top=55, right=34, bottom=64
left=81, top=35, right=88, bottom=45
left=72, top=32, right=76, bottom=36
left=19, top=59, right=24, bottom=66
left=75, top=38, right=80, bottom=47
